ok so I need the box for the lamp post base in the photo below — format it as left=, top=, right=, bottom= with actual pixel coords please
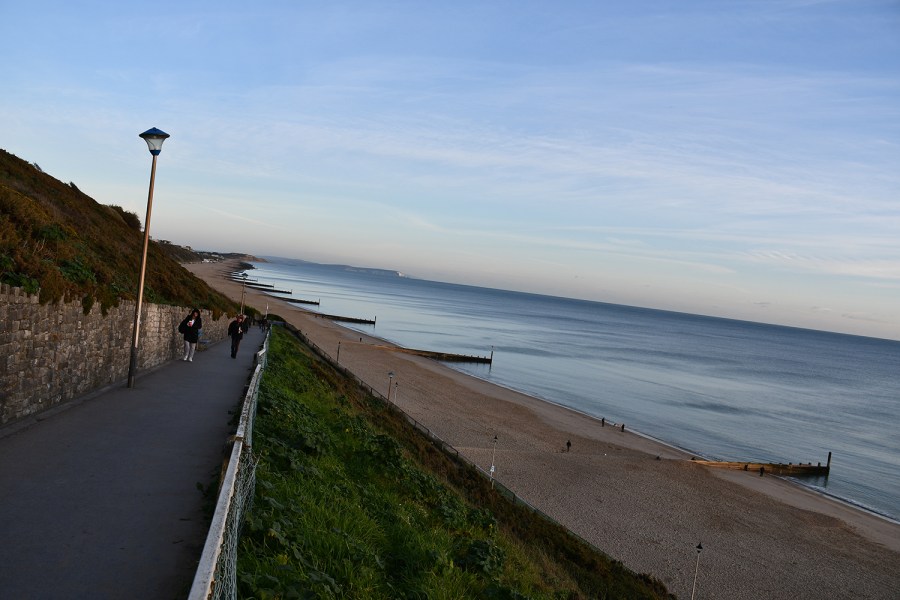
left=127, top=347, right=138, bottom=388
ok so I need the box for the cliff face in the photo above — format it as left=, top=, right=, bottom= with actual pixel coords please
left=0, top=148, right=234, bottom=317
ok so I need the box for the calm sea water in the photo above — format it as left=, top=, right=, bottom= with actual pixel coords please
left=249, top=256, right=900, bottom=522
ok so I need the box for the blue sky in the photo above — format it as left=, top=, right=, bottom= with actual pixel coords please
left=2, top=1, right=899, bottom=339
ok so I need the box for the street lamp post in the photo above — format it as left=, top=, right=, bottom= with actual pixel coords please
left=691, top=542, right=703, bottom=600
left=387, top=371, right=394, bottom=401
left=490, top=434, right=498, bottom=488
left=239, top=273, right=248, bottom=315
left=127, top=127, right=170, bottom=388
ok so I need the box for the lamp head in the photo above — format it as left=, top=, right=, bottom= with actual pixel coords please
left=139, top=127, right=170, bottom=155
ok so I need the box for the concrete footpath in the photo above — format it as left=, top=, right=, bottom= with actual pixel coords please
left=0, top=326, right=264, bottom=600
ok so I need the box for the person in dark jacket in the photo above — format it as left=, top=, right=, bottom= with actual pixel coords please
left=228, top=314, right=246, bottom=359
left=178, top=308, right=203, bottom=362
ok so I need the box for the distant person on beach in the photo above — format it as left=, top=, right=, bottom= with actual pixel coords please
left=566, top=440, right=571, bottom=452
left=178, top=308, right=202, bottom=362
left=228, top=314, right=246, bottom=359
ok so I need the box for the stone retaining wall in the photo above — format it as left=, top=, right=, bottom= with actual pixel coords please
left=0, top=284, right=230, bottom=426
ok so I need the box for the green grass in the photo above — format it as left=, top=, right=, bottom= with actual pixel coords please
left=237, top=327, right=672, bottom=599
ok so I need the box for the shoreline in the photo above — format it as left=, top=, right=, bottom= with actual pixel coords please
left=459, top=365, right=900, bottom=525
left=189, top=258, right=900, bottom=599
left=311, top=303, right=900, bottom=527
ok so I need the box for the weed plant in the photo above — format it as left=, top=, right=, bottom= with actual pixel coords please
left=237, top=328, right=672, bottom=599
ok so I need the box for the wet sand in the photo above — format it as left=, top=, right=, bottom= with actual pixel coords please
left=188, top=258, right=900, bottom=599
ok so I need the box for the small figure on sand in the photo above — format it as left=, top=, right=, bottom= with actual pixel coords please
left=178, top=308, right=202, bottom=362
left=228, top=314, right=246, bottom=359
left=566, top=440, right=572, bottom=452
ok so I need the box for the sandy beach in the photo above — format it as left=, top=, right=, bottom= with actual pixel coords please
left=189, top=259, right=900, bottom=599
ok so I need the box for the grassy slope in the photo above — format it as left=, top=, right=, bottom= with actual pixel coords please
left=0, top=148, right=235, bottom=316
left=238, top=327, right=672, bottom=599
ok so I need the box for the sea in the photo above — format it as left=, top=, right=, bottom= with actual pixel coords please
left=247, top=256, right=900, bottom=523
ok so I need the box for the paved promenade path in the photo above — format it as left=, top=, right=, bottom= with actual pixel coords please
left=0, top=327, right=264, bottom=600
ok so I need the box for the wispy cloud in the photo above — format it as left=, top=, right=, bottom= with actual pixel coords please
left=2, top=0, right=899, bottom=337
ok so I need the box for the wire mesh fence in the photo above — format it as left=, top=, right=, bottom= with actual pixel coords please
left=187, top=330, right=269, bottom=600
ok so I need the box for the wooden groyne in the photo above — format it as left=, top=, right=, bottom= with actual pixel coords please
left=250, top=284, right=292, bottom=294
left=281, top=297, right=321, bottom=306
left=313, top=313, right=376, bottom=325
left=691, top=452, right=831, bottom=477
left=386, top=345, right=493, bottom=365
left=227, top=277, right=292, bottom=295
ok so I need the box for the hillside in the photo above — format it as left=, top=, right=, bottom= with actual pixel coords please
left=239, top=327, right=673, bottom=598
left=0, top=148, right=235, bottom=317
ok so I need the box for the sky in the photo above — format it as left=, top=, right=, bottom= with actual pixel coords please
left=2, top=1, right=899, bottom=340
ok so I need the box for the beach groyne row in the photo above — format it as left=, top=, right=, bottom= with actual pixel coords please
left=226, top=275, right=293, bottom=295
left=234, top=267, right=492, bottom=364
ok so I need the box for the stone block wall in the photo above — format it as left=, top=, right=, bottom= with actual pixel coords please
left=0, top=284, right=230, bottom=426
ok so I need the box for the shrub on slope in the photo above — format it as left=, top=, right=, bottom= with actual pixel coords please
left=0, top=149, right=235, bottom=316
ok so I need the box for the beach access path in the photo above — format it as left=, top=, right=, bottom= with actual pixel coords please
left=0, top=326, right=263, bottom=600
left=191, top=258, right=900, bottom=600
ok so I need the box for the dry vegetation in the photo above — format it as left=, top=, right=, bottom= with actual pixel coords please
left=0, top=148, right=236, bottom=317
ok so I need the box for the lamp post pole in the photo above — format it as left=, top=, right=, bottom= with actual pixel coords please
left=387, top=371, right=394, bottom=401
left=691, top=542, right=703, bottom=600
left=240, top=273, right=248, bottom=315
left=490, top=434, right=498, bottom=488
left=128, top=128, right=170, bottom=388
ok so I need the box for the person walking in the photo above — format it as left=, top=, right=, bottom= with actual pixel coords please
left=178, top=308, right=203, bottom=362
left=228, top=314, right=246, bottom=359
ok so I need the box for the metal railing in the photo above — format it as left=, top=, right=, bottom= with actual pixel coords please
left=188, top=330, right=269, bottom=600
